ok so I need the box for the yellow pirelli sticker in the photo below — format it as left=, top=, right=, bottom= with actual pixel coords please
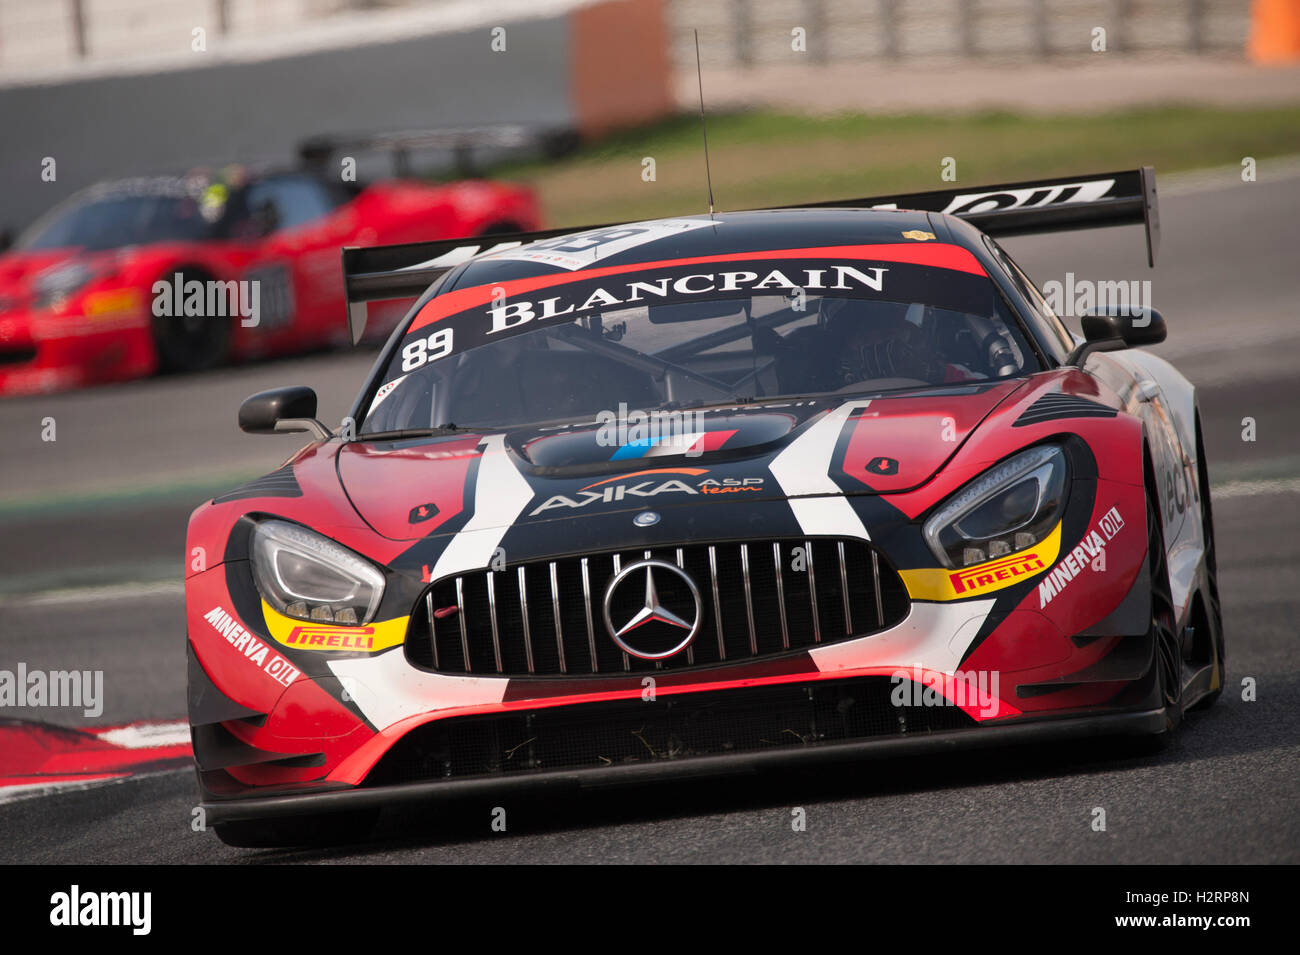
left=900, top=522, right=1062, bottom=601
left=261, top=600, right=407, bottom=653
left=83, top=288, right=145, bottom=318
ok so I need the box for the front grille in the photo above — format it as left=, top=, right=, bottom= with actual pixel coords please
left=406, top=538, right=911, bottom=677
left=363, top=676, right=973, bottom=786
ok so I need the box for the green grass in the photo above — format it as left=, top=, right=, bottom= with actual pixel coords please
left=0, top=469, right=262, bottom=522
left=478, top=105, right=1300, bottom=226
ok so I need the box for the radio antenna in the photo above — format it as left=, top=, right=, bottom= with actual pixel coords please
left=693, top=29, right=715, bottom=218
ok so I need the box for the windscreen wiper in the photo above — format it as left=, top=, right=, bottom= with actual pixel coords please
left=350, top=425, right=465, bottom=443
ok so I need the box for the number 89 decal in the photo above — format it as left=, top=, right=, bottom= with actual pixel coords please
left=401, top=328, right=454, bottom=372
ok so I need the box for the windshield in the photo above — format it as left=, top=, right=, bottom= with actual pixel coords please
left=19, top=189, right=221, bottom=251
left=361, top=252, right=1038, bottom=435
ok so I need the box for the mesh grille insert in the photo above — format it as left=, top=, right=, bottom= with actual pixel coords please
left=364, top=676, right=973, bottom=786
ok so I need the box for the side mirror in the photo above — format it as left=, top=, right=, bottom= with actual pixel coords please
left=239, top=386, right=331, bottom=439
left=1083, top=306, right=1166, bottom=347
left=0, top=227, right=12, bottom=253
left=1067, top=307, right=1166, bottom=366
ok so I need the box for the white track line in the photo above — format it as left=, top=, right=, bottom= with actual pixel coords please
left=1162, top=154, right=1300, bottom=197
left=0, top=768, right=188, bottom=808
left=1212, top=477, right=1300, bottom=500
left=0, top=580, right=182, bottom=608
left=95, top=720, right=191, bottom=749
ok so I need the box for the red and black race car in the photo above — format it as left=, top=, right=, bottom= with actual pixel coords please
left=0, top=129, right=543, bottom=395
left=185, top=169, right=1224, bottom=846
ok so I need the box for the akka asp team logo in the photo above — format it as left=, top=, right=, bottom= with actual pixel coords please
left=530, top=469, right=764, bottom=516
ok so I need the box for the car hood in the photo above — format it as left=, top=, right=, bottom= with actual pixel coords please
left=338, top=381, right=1025, bottom=540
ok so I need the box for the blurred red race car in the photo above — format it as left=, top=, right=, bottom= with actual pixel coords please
left=0, top=130, right=545, bottom=396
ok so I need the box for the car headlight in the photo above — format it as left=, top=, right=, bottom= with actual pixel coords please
left=33, top=262, right=96, bottom=309
left=923, top=445, right=1067, bottom=569
left=250, top=520, right=384, bottom=625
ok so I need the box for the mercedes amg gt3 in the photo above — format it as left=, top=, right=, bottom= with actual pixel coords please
left=184, top=169, right=1224, bottom=846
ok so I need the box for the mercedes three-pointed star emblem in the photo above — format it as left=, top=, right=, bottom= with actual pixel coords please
left=601, top=559, right=702, bottom=660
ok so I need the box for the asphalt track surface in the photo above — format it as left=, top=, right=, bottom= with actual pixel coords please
left=0, top=169, right=1297, bottom=863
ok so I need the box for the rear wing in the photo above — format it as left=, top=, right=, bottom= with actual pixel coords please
left=341, top=225, right=614, bottom=344
left=340, top=167, right=1158, bottom=343
left=298, top=124, right=578, bottom=178
left=783, top=167, right=1160, bottom=268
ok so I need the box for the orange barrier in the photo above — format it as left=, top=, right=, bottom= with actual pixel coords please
left=570, top=0, right=673, bottom=137
left=1249, top=0, right=1300, bottom=63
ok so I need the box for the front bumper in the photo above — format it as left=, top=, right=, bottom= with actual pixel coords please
left=189, top=463, right=1155, bottom=822
left=201, top=701, right=1167, bottom=825
left=0, top=306, right=154, bottom=395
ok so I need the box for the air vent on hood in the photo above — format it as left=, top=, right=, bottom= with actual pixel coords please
left=1012, top=393, right=1116, bottom=428
left=212, top=464, right=302, bottom=504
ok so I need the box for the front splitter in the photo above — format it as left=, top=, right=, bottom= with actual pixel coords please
left=202, top=705, right=1167, bottom=824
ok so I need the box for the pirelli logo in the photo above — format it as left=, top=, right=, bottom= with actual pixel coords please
left=285, top=625, right=378, bottom=650
left=948, top=553, right=1048, bottom=595
left=899, top=522, right=1063, bottom=602
left=260, top=601, right=408, bottom=654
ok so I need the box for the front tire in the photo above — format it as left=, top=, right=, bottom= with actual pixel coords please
left=1188, top=413, right=1226, bottom=711
left=150, top=267, right=232, bottom=373
left=1147, top=480, right=1183, bottom=732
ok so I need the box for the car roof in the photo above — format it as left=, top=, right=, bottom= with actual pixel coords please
left=73, top=166, right=315, bottom=203
left=448, top=207, right=970, bottom=289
